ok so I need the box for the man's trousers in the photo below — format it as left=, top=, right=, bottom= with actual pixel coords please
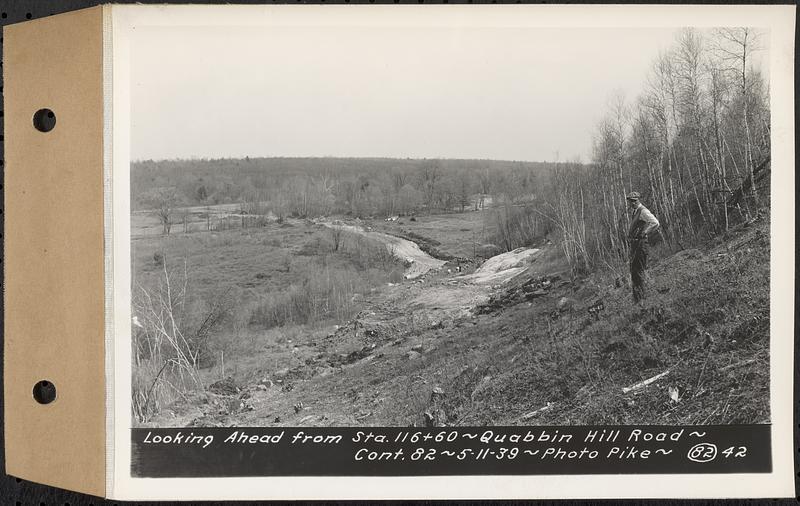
left=630, top=238, right=649, bottom=304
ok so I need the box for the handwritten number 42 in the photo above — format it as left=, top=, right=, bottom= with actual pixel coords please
left=722, top=446, right=747, bottom=458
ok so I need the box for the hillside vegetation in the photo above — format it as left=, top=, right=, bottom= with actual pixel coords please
left=136, top=209, right=769, bottom=427
left=132, top=27, right=772, bottom=427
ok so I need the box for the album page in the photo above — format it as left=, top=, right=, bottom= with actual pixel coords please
left=106, top=4, right=795, bottom=500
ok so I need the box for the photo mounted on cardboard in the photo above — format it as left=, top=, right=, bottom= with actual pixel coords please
left=3, top=3, right=795, bottom=501
left=114, top=5, right=793, bottom=498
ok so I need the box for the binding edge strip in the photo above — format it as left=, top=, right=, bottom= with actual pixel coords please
left=102, top=4, right=115, bottom=497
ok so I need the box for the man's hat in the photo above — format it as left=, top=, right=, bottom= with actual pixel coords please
left=626, top=191, right=641, bottom=201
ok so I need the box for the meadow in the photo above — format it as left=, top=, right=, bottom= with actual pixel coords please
left=130, top=207, right=495, bottom=422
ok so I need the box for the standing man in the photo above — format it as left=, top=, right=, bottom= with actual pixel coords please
left=626, top=191, right=660, bottom=304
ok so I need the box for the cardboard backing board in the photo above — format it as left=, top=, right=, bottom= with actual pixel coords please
left=3, top=5, right=105, bottom=497
left=0, top=3, right=795, bottom=501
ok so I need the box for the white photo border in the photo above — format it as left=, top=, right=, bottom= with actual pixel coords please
left=108, top=4, right=795, bottom=500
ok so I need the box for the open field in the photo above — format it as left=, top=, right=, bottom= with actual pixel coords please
left=132, top=202, right=277, bottom=237
left=134, top=220, right=328, bottom=301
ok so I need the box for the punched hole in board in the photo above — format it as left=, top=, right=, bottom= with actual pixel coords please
left=32, top=380, right=57, bottom=404
left=32, top=108, right=56, bottom=132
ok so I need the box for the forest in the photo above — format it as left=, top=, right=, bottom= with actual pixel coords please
left=540, top=28, right=770, bottom=271
left=132, top=156, right=553, bottom=221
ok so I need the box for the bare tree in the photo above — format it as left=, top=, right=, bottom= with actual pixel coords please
left=531, top=27, right=770, bottom=274
left=132, top=260, right=200, bottom=422
left=398, top=183, right=422, bottom=215
left=141, top=187, right=184, bottom=235
left=457, top=170, right=472, bottom=212
left=329, top=226, right=344, bottom=252
left=711, top=28, right=764, bottom=204
left=418, top=159, right=442, bottom=212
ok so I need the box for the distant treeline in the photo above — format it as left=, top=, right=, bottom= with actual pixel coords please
left=131, top=157, right=556, bottom=219
left=133, top=29, right=770, bottom=276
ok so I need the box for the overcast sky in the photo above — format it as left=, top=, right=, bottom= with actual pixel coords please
left=129, top=25, right=757, bottom=163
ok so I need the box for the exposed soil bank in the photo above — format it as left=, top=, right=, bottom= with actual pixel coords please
left=319, top=220, right=448, bottom=279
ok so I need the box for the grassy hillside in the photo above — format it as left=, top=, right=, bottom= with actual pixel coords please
left=444, top=213, right=770, bottom=425
left=138, top=208, right=769, bottom=427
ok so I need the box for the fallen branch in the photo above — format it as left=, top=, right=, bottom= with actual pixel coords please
left=719, top=359, right=757, bottom=372
left=622, top=370, right=670, bottom=394
left=519, top=402, right=554, bottom=421
left=355, top=411, right=373, bottom=421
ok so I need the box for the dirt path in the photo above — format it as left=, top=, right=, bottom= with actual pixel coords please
left=319, top=221, right=448, bottom=279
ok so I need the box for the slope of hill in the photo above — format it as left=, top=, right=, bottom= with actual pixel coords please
left=143, top=210, right=769, bottom=428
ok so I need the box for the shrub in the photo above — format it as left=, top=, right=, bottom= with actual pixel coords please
left=131, top=259, right=237, bottom=423
left=132, top=261, right=203, bottom=422
left=339, top=232, right=398, bottom=270
left=488, top=203, right=553, bottom=252
left=250, top=265, right=369, bottom=329
left=262, top=237, right=282, bottom=247
left=297, top=234, right=333, bottom=256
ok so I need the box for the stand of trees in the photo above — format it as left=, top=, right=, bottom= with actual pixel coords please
left=528, top=28, right=770, bottom=273
left=132, top=157, right=554, bottom=223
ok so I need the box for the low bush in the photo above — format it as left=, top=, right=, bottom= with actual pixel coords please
left=339, top=232, right=397, bottom=270
left=297, top=234, right=333, bottom=256
left=262, top=236, right=282, bottom=247
left=488, top=203, right=553, bottom=252
left=250, top=265, right=369, bottom=328
left=131, top=259, right=238, bottom=423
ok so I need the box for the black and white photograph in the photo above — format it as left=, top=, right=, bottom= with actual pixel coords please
left=128, top=17, right=775, bottom=431
left=0, top=3, right=792, bottom=501
left=99, top=4, right=798, bottom=499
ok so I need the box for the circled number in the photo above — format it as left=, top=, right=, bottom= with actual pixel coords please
left=687, top=443, right=717, bottom=463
